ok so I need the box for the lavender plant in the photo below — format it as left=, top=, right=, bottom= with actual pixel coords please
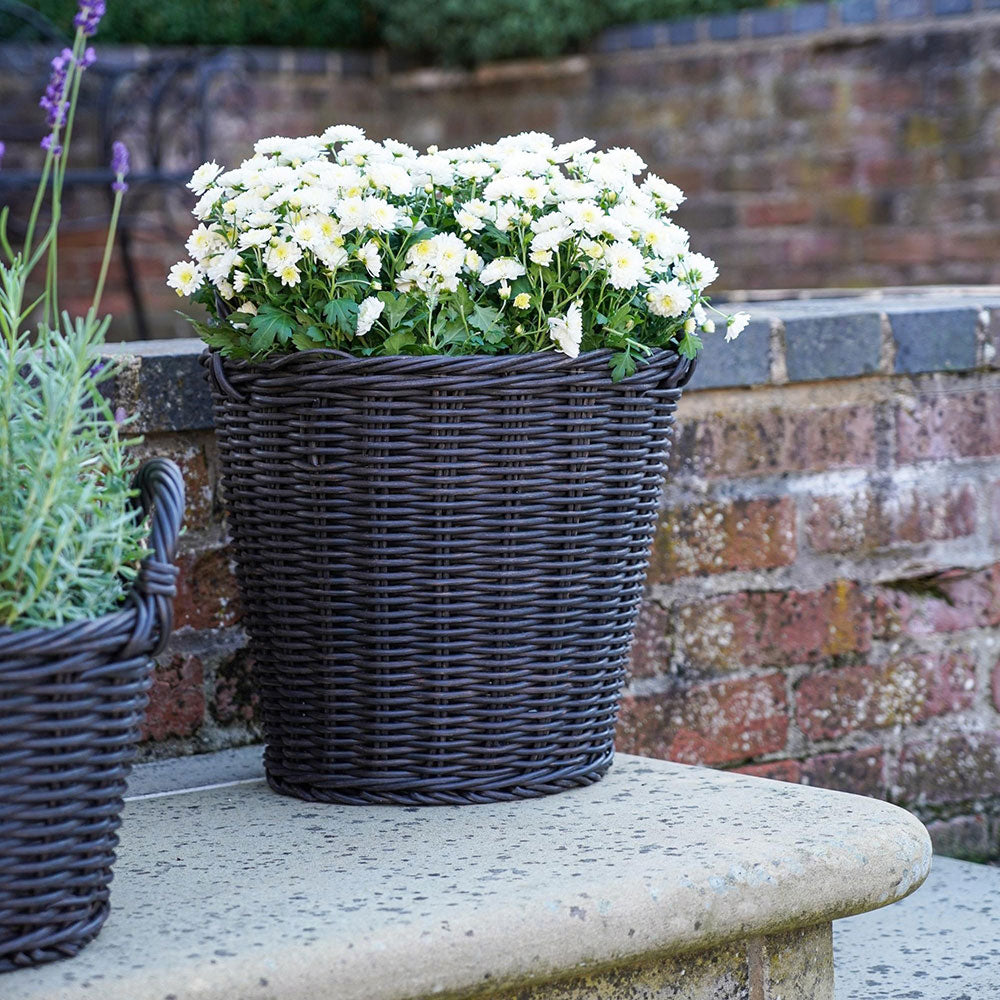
left=0, top=1, right=145, bottom=630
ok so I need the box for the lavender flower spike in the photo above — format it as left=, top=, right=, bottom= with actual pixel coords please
left=111, top=141, right=129, bottom=192
left=0, top=142, right=5, bottom=170
left=39, top=48, right=73, bottom=129
left=74, top=0, right=106, bottom=37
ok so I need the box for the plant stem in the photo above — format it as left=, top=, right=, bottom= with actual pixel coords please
left=89, top=187, right=124, bottom=318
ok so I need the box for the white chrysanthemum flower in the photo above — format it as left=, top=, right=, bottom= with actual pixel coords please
left=238, top=228, right=274, bottom=250
left=513, top=292, right=532, bottom=309
left=316, top=242, right=349, bottom=271
left=552, top=137, right=596, bottom=161
left=185, top=225, right=225, bottom=262
left=337, top=197, right=367, bottom=233
left=641, top=175, right=685, bottom=212
left=192, top=191, right=218, bottom=221
left=530, top=248, right=553, bottom=267
left=432, top=233, right=467, bottom=276
left=291, top=217, right=323, bottom=250
left=464, top=249, right=483, bottom=272
left=677, top=252, right=719, bottom=290
left=367, top=161, right=412, bottom=196
left=365, top=198, right=399, bottom=233
left=233, top=270, right=249, bottom=293
left=278, top=263, right=301, bottom=287
left=726, top=312, right=751, bottom=342
left=646, top=279, right=692, bottom=318
left=167, top=260, right=204, bottom=296
left=548, top=302, right=583, bottom=358
left=479, top=257, right=527, bottom=286
left=206, top=247, right=241, bottom=285
left=357, top=296, right=385, bottom=337
left=188, top=161, right=223, bottom=195
left=605, top=241, right=645, bottom=289
left=267, top=239, right=302, bottom=270
left=645, top=222, right=689, bottom=262
left=456, top=209, right=485, bottom=232
left=321, top=124, right=366, bottom=145
left=357, top=240, right=382, bottom=277
left=562, top=200, right=605, bottom=237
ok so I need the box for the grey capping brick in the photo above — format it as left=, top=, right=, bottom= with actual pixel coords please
left=887, top=0, right=929, bottom=18
left=707, top=12, right=742, bottom=40
left=985, top=0, right=1000, bottom=10
left=625, top=22, right=658, bottom=48
left=688, top=317, right=771, bottom=390
left=783, top=312, right=883, bottom=381
left=668, top=18, right=699, bottom=44
left=790, top=2, right=831, bottom=31
left=294, top=49, right=329, bottom=74
left=751, top=8, right=788, bottom=36
left=340, top=49, right=375, bottom=77
left=104, top=339, right=214, bottom=434
left=889, top=307, right=979, bottom=373
left=933, top=0, right=973, bottom=13
left=839, top=0, right=879, bottom=22
left=595, top=27, right=632, bottom=52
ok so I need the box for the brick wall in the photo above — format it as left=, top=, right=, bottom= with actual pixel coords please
left=5, top=4, right=1000, bottom=337
left=111, top=291, right=1000, bottom=861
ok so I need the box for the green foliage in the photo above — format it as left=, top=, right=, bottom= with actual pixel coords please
left=0, top=300, right=144, bottom=629
left=22, top=0, right=763, bottom=61
left=22, top=0, right=376, bottom=48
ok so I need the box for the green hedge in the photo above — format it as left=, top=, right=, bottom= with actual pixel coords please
left=19, top=0, right=761, bottom=63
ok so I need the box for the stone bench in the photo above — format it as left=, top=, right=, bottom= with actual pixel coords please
left=4, top=752, right=930, bottom=1000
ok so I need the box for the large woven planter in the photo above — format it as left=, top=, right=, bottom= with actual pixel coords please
left=0, top=459, right=184, bottom=972
left=205, top=347, right=693, bottom=805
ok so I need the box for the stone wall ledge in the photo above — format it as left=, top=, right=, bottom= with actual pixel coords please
left=4, top=752, right=930, bottom=1000
left=102, top=289, right=1000, bottom=433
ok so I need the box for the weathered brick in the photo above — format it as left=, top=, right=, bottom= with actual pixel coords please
left=133, top=435, right=216, bottom=534
left=735, top=759, right=802, bottom=782
left=783, top=313, right=882, bottom=382
left=650, top=496, right=796, bottom=581
left=796, top=652, right=974, bottom=740
left=925, top=815, right=991, bottom=862
left=210, top=647, right=260, bottom=726
left=874, top=567, right=1000, bottom=638
left=172, top=546, right=243, bottom=631
left=672, top=581, right=872, bottom=672
left=143, top=654, right=205, bottom=741
left=743, top=198, right=814, bottom=227
left=806, top=483, right=977, bottom=553
left=898, top=733, right=1000, bottom=805
left=616, top=673, right=788, bottom=766
left=897, top=387, right=1000, bottom=462
left=801, top=747, right=884, bottom=798
left=628, top=598, right=670, bottom=680
left=669, top=404, right=878, bottom=479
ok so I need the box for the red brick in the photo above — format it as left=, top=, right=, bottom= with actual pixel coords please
left=897, top=388, right=1000, bottom=462
left=898, top=733, right=1000, bottom=805
left=673, top=581, right=872, bottom=672
left=616, top=673, right=788, bottom=766
left=925, top=815, right=991, bottom=862
left=133, top=435, right=216, bottom=534
left=628, top=599, right=670, bottom=680
left=742, top=198, right=814, bottom=227
left=211, top=648, right=259, bottom=726
left=735, top=759, right=802, bottom=783
left=801, top=747, right=884, bottom=798
left=874, top=567, right=1000, bottom=639
left=650, top=497, right=797, bottom=581
left=143, top=654, right=205, bottom=741
left=796, top=653, right=974, bottom=741
left=807, top=483, right=977, bottom=554
left=172, top=546, right=243, bottom=631
left=669, top=405, right=877, bottom=480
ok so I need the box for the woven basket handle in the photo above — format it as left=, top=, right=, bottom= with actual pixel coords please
left=660, top=354, right=697, bottom=390
left=124, top=458, right=185, bottom=657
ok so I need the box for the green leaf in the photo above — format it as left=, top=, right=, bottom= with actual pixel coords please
left=376, top=291, right=412, bottom=331
left=248, top=304, right=296, bottom=353
left=678, top=331, right=703, bottom=359
left=468, top=304, right=501, bottom=334
left=382, top=330, right=417, bottom=354
left=610, top=351, right=636, bottom=383
left=323, top=298, right=360, bottom=337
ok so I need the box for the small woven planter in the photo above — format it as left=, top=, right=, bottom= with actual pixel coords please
left=0, top=459, right=184, bottom=972
left=205, top=347, right=693, bottom=805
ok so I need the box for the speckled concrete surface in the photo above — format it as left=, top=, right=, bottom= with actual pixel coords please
left=835, top=855, right=1000, bottom=1000
left=4, top=755, right=929, bottom=1000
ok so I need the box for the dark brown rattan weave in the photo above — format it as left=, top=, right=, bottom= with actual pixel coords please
left=205, top=348, right=694, bottom=805
left=0, top=459, right=184, bottom=972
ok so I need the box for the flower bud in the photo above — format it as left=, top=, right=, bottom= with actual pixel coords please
left=444, top=195, right=454, bottom=206
left=684, top=317, right=697, bottom=335
left=701, top=319, right=716, bottom=334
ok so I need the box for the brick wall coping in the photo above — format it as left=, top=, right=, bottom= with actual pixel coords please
left=4, top=752, right=929, bottom=1000
left=104, top=289, right=1000, bottom=433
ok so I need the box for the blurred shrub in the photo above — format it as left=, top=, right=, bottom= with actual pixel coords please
left=19, top=0, right=762, bottom=62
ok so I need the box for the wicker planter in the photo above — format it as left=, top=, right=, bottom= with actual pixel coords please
left=0, top=459, right=184, bottom=972
left=205, top=347, right=693, bottom=805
